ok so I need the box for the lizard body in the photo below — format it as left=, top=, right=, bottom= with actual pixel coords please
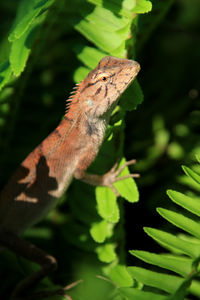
left=0, top=56, right=140, bottom=298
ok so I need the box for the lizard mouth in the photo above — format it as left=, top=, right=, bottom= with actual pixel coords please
left=130, top=61, right=140, bottom=80
left=130, top=61, right=141, bottom=77
left=126, top=62, right=140, bottom=87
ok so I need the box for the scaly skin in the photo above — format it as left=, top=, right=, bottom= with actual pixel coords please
left=0, top=56, right=140, bottom=298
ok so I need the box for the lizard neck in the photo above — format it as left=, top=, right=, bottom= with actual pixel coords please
left=63, top=89, right=108, bottom=147
left=83, top=113, right=107, bottom=142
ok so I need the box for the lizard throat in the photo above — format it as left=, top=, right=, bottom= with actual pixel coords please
left=84, top=114, right=107, bottom=142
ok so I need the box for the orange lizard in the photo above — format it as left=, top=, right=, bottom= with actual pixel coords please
left=0, top=56, right=140, bottom=299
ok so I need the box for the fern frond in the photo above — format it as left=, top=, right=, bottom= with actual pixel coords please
left=130, top=163, right=200, bottom=299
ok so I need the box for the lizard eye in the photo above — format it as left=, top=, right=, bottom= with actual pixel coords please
left=97, top=73, right=109, bottom=82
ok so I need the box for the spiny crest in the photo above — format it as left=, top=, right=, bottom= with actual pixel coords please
left=65, top=82, right=80, bottom=114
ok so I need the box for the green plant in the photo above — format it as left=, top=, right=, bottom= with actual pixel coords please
left=0, top=0, right=199, bottom=299
left=129, top=160, right=200, bottom=299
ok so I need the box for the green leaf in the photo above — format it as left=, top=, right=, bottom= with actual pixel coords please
left=122, top=0, right=137, bottom=11
left=128, top=266, right=183, bottom=294
left=75, top=20, right=123, bottom=53
left=75, top=46, right=106, bottom=69
left=73, top=66, right=90, bottom=83
left=96, top=243, right=117, bottom=263
left=157, top=208, right=200, bottom=240
left=96, top=186, right=119, bottom=223
left=90, top=220, right=113, bottom=243
left=130, top=250, right=192, bottom=276
left=119, top=287, right=166, bottom=300
left=9, top=0, right=53, bottom=41
left=9, top=23, right=38, bottom=76
left=114, top=158, right=139, bottom=203
left=87, top=0, right=135, bottom=18
left=127, top=163, right=200, bottom=299
left=132, top=0, right=152, bottom=14
left=167, top=190, right=200, bottom=217
left=182, top=165, right=200, bottom=185
left=0, top=61, right=12, bottom=91
left=109, top=42, right=127, bottom=58
left=87, top=0, right=151, bottom=18
left=178, top=173, right=200, bottom=192
left=107, top=265, right=133, bottom=287
left=190, top=280, right=200, bottom=298
left=85, top=6, right=130, bottom=32
left=144, top=227, right=200, bottom=258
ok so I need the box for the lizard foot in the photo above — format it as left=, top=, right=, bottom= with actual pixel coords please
left=13, top=279, right=83, bottom=300
left=102, top=159, right=139, bottom=196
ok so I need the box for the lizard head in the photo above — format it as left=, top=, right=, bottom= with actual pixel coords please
left=78, top=56, right=140, bottom=119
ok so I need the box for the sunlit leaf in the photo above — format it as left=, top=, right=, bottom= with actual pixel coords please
left=96, top=186, right=119, bottom=223
left=157, top=207, right=200, bottom=239
left=87, top=0, right=152, bottom=17
left=96, top=243, right=117, bottom=262
left=119, top=287, right=166, bottom=300
left=144, top=227, right=200, bottom=258
left=114, top=158, right=139, bottom=202
left=9, top=0, right=53, bottom=41
left=90, top=220, right=113, bottom=243
left=130, top=250, right=192, bottom=276
left=75, top=20, right=123, bottom=52
left=106, top=265, right=133, bottom=287
left=128, top=266, right=183, bottom=293
left=182, top=165, right=200, bottom=185
left=73, top=66, right=90, bottom=83
left=85, top=6, right=130, bottom=32
left=75, top=46, right=106, bottom=69
left=167, top=190, right=200, bottom=217
left=132, top=0, right=152, bottom=14
left=10, top=23, right=38, bottom=76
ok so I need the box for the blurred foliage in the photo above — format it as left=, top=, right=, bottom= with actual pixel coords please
left=0, top=0, right=200, bottom=299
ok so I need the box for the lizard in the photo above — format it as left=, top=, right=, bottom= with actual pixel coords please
left=0, top=56, right=140, bottom=299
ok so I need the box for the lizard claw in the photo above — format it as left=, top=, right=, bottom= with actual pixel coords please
left=102, top=159, right=139, bottom=196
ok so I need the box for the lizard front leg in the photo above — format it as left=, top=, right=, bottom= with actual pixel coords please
left=74, top=158, right=139, bottom=196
